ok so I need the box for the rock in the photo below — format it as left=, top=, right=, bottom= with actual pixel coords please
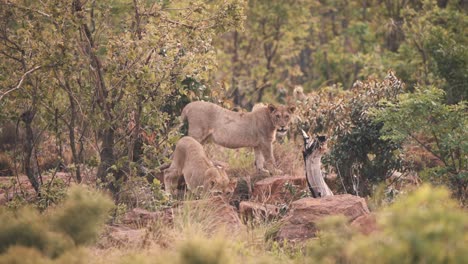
left=101, top=225, right=150, bottom=248
left=276, top=194, right=370, bottom=243
left=180, top=196, right=243, bottom=234
left=239, top=201, right=280, bottom=222
left=252, top=175, right=308, bottom=204
left=350, top=213, right=378, bottom=235
left=121, top=207, right=172, bottom=227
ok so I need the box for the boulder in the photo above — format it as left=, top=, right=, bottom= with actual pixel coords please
left=180, top=196, right=243, bottom=234
left=350, top=213, right=378, bottom=235
left=252, top=175, right=307, bottom=204
left=276, top=194, right=370, bottom=243
left=121, top=207, right=172, bottom=227
left=239, top=201, right=280, bottom=222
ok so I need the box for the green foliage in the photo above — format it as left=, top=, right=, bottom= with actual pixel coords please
left=0, top=186, right=112, bottom=262
left=117, top=177, right=171, bottom=211
left=0, top=207, right=73, bottom=259
left=50, top=186, right=114, bottom=246
left=0, top=0, right=245, bottom=193
left=36, top=178, right=68, bottom=211
left=349, top=185, right=468, bottom=263
left=178, top=237, right=232, bottom=264
left=296, top=72, right=405, bottom=196
left=372, top=87, right=467, bottom=202
left=0, top=246, right=51, bottom=264
left=303, top=185, right=468, bottom=263
left=304, top=215, right=355, bottom=263
left=397, top=1, right=468, bottom=103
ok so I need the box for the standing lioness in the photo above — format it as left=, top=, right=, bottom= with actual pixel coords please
left=164, top=136, right=234, bottom=196
left=182, top=101, right=295, bottom=174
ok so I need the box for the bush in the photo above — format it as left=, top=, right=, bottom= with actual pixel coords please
left=0, top=186, right=113, bottom=261
left=304, top=184, right=468, bottom=263
left=177, top=237, right=232, bottom=264
left=50, top=186, right=114, bottom=245
left=0, top=246, right=51, bottom=264
left=295, top=71, right=405, bottom=196
left=0, top=207, right=73, bottom=258
left=117, top=177, right=171, bottom=211
left=0, top=152, right=13, bottom=176
left=371, top=87, right=467, bottom=203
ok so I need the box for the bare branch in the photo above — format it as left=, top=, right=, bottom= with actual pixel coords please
left=0, top=65, right=42, bottom=102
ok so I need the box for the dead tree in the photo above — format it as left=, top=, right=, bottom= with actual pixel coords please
left=302, top=130, right=333, bottom=198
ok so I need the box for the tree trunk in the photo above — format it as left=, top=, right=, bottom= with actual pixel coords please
left=97, top=127, right=117, bottom=191
left=67, top=92, right=82, bottom=183
left=302, top=130, right=333, bottom=198
left=21, top=110, right=40, bottom=193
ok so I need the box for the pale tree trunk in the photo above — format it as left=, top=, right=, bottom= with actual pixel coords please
left=302, top=130, right=333, bottom=198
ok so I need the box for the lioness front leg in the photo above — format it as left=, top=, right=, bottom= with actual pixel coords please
left=261, top=144, right=283, bottom=175
left=164, top=168, right=180, bottom=196
left=254, top=147, right=270, bottom=175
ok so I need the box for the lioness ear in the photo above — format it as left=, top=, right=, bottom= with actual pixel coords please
left=288, top=105, right=296, bottom=113
left=268, top=104, right=277, bottom=113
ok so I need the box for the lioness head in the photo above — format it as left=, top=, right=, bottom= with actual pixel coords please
left=205, top=166, right=236, bottom=195
left=268, top=104, right=296, bottom=137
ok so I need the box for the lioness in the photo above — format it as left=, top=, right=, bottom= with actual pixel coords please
left=181, top=101, right=296, bottom=174
left=164, top=136, right=235, bottom=196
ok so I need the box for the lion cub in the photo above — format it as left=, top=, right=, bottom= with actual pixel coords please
left=182, top=101, right=295, bottom=174
left=164, top=136, right=235, bottom=196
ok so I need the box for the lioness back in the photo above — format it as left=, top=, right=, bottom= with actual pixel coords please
left=181, top=101, right=295, bottom=174
left=182, top=101, right=274, bottom=148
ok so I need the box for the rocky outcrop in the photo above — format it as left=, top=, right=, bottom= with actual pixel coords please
left=350, top=213, right=378, bottom=235
left=252, top=175, right=307, bottom=204
left=180, top=196, right=244, bottom=234
left=276, top=194, right=370, bottom=243
left=239, top=201, right=280, bottom=222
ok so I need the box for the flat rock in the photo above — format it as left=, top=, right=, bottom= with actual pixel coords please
left=276, top=194, right=370, bottom=243
left=252, top=175, right=307, bottom=204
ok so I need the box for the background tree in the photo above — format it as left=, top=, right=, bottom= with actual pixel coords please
left=0, top=0, right=244, bottom=195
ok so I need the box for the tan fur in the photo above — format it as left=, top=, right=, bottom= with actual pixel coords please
left=164, top=136, right=235, bottom=196
left=182, top=101, right=296, bottom=174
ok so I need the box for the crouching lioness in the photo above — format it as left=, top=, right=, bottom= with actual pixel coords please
left=164, top=136, right=235, bottom=196
left=182, top=101, right=295, bottom=174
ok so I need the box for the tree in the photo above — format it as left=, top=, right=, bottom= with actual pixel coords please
left=371, top=86, right=467, bottom=203
left=0, top=0, right=245, bottom=195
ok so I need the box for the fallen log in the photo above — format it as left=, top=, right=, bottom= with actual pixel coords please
left=301, top=130, right=333, bottom=198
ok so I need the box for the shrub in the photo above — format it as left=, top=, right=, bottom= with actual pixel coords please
left=117, top=177, right=171, bottom=211
left=36, top=178, right=68, bottom=211
left=50, top=186, right=114, bottom=245
left=0, top=152, right=13, bottom=176
left=0, top=246, right=51, bottom=264
left=0, top=207, right=73, bottom=258
left=295, top=71, right=405, bottom=196
left=177, top=237, right=232, bottom=264
left=371, top=87, right=467, bottom=203
left=303, top=184, right=468, bottom=263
